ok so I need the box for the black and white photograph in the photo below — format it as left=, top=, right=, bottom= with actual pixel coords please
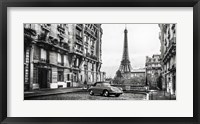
left=24, top=23, right=176, bottom=100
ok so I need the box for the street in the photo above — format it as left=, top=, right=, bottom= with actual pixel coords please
left=25, top=91, right=147, bottom=100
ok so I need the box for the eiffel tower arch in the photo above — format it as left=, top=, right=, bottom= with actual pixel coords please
left=116, top=26, right=132, bottom=78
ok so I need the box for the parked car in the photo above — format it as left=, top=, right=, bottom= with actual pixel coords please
left=88, top=82, right=123, bottom=97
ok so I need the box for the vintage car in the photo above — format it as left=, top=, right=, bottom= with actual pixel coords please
left=88, top=82, right=123, bottom=97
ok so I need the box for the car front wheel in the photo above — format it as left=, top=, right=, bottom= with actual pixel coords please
left=103, top=90, right=109, bottom=97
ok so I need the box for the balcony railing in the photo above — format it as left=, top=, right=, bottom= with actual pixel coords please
left=24, top=27, right=37, bottom=42
left=76, top=34, right=83, bottom=41
left=84, top=26, right=97, bottom=39
left=162, top=37, right=176, bottom=63
left=167, top=37, right=176, bottom=50
left=86, top=52, right=97, bottom=60
left=38, top=33, right=47, bottom=41
left=57, top=25, right=65, bottom=33
left=62, top=42, right=70, bottom=50
left=168, top=64, right=176, bottom=72
left=91, top=45, right=95, bottom=50
left=76, top=24, right=83, bottom=30
left=24, top=27, right=37, bottom=36
left=75, top=39, right=83, bottom=45
left=58, top=33, right=65, bottom=39
left=91, top=55, right=97, bottom=60
left=39, top=58, right=49, bottom=63
left=75, top=48, right=83, bottom=54
left=84, top=42, right=88, bottom=46
left=42, top=24, right=51, bottom=32
left=58, top=62, right=64, bottom=66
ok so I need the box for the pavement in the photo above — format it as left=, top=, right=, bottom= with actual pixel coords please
left=24, top=87, right=86, bottom=99
left=149, top=90, right=176, bottom=100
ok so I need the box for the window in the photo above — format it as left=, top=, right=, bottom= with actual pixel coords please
left=40, top=48, right=47, bottom=60
left=76, top=30, right=82, bottom=37
left=57, top=53, right=63, bottom=65
left=67, top=74, right=70, bottom=81
left=84, top=35, right=87, bottom=42
left=58, top=71, right=64, bottom=81
left=92, top=64, right=94, bottom=71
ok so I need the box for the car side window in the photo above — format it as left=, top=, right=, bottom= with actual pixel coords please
left=96, top=83, right=101, bottom=87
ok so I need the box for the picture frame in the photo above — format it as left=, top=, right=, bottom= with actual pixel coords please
left=0, top=0, right=199, bottom=124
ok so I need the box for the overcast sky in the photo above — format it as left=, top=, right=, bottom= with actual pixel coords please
left=101, top=24, right=161, bottom=78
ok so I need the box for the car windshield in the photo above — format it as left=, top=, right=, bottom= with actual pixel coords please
left=102, top=83, right=111, bottom=87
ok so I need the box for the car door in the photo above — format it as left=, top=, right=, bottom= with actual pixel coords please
left=95, top=83, right=102, bottom=94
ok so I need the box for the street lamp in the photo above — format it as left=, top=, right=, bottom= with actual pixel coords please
left=84, top=64, right=87, bottom=88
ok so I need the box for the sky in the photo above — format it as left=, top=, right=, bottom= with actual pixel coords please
left=101, top=24, right=161, bottom=78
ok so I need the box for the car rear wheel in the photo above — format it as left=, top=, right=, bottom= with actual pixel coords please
left=103, top=90, right=109, bottom=97
left=89, top=90, right=94, bottom=95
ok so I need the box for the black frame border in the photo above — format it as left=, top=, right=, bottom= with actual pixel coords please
left=0, top=0, right=199, bottom=124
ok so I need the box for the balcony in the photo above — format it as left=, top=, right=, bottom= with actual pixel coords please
left=39, top=58, right=49, bottom=63
left=76, top=34, right=82, bottom=41
left=58, top=33, right=65, bottom=40
left=168, top=64, right=176, bottom=72
left=62, top=42, right=70, bottom=50
left=84, top=42, right=88, bottom=46
left=75, top=48, right=83, bottom=55
left=91, top=55, right=97, bottom=60
left=58, top=62, right=64, bottom=66
left=57, top=25, right=65, bottom=33
left=86, top=52, right=97, bottom=60
left=76, top=24, right=83, bottom=30
left=91, top=45, right=95, bottom=50
left=167, top=37, right=176, bottom=50
left=84, top=26, right=97, bottom=39
left=38, top=33, right=47, bottom=41
left=24, top=27, right=37, bottom=36
left=75, top=40, right=83, bottom=46
left=42, top=24, right=51, bottom=32
left=24, top=27, right=37, bottom=43
left=162, top=37, right=176, bottom=63
left=49, top=37, right=59, bottom=45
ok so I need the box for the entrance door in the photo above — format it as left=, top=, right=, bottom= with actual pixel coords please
left=38, top=68, right=48, bottom=88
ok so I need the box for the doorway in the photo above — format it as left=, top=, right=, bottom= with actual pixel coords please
left=38, top=68, right=48, bottom=88
left=173, top=75, right=176, bottom=95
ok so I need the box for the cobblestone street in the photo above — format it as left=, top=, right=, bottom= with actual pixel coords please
left=25, top=91, right=147, bottom=100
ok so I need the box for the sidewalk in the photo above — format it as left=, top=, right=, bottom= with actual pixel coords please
left=24, top=87, right=86, bottom=98
left=149, top=90, right=176, bottom=100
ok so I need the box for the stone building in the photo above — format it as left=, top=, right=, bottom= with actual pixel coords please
left=24, top=24, right=105, bottom=91
left=158, top=24, right=176, bottom=95
left=145, top=55, right=162, bottom=89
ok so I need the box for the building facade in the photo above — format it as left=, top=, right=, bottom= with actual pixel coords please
left=145, top=55, right=162, bottom=89
left=159, top=24, right=176, bottom=95
left=24, top=24, right=105, bottom=91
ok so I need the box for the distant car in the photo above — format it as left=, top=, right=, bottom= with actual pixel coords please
left=88, top=82, right=123, bottom=97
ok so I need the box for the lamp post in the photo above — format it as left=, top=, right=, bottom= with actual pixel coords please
left=84, top=64, right=87, bottom=88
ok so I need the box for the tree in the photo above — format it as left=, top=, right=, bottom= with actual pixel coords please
left=116, top=70, right=123, bottom=78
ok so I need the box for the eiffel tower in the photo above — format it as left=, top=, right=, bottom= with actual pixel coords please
left=118, top=26, right=132, bottom=75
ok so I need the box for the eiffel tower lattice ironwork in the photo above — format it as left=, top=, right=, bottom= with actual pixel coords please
left=118, top=26, right=132, bottom=73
